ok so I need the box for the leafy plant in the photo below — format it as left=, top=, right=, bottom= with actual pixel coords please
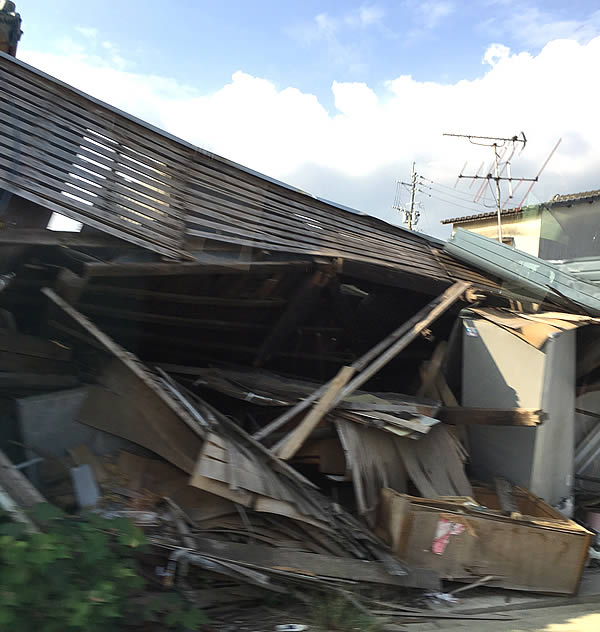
left=0, top=503, right=208, bottom=631
left=310, top=594, right=382, bottom=632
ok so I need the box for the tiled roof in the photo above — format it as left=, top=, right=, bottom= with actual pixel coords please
left=441, top=188, right=600, bottom=224
left=549, top=189, right=600, bottom=204
left=440, top=207, right=523, bottom=225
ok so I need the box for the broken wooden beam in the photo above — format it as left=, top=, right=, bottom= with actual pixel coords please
left=276, top=365, right=356, bottom=460
left=438, top=407, right=546, bottom=426
left=188, top=537, right=439, bottom=589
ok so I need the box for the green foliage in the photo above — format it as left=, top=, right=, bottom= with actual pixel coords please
left=0, top=504, right=208, bottom=631
left=310, top=594, right=382, bottom=632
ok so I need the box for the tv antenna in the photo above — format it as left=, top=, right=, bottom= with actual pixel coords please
left=443, top=132, right=538, bottom=242
left=392, top=161, right=419, bottom=230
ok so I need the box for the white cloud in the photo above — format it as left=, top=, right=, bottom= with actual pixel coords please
left=481, top=6, right=600, bottom=49
left=287, top=6, right=383, bottom=72
left=17, top=35, right=600, bottom=237
left=482, top=42, right=510, bottom=66
left=415, top=1, right=454, bottom=31
left=74, top=26, right=98, bottom=40
left=345, top=5, right=385, bottom=28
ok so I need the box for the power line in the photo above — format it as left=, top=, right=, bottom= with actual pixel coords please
left=419, top=182, right=496, bottom=207
left=418, top=189, right=491, bottom=214
left=419, top=176, right=479, bottom=198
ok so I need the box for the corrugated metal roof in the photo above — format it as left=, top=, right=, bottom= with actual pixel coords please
left=445, top=228, right=600, bottom=315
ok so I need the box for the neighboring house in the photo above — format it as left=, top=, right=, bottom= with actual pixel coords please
left=441, top=189, right=600, bottom=260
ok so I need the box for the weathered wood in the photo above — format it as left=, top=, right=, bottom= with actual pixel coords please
left=438, top=407, right=546, bottom=426
left=83, top=260, right=314, bottom=278
left=190, top=537, right=437, bottom=589
left=435, top=372, right=459, bottom=406
left=0, top=53, right=496, bottom=290
left=276, top=366, right=355, bottom=460
left=83, top=285, right=286, bottom=308
left=0, top=229, right=131, bottom=247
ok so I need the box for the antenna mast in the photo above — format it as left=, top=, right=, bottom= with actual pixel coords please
left=443, top=132, right=537, bottom=242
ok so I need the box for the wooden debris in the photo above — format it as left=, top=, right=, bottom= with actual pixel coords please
left=276, top=365, right=355, bottom=460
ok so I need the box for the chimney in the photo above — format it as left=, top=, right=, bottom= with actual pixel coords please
left=0, top=1, right=22, bottom=56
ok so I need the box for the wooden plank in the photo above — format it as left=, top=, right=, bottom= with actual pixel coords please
left=0, top=178, right=185, bottom=259
left=82, top=285, right=285, bottom=308
left=0, top=58, right=457, bottom=278
left=277, top=366, right=356, bottom=460
left=0, top=229, right=131, bottom=248
left=438, top=407, right=546, bottom=426
left=435, top=372, right=459, bottom=406
left=83, top=259, right=313, bottom=278
left=79, top=303, right=270, bottom=331
left=191, top=537, right=436, bottom=588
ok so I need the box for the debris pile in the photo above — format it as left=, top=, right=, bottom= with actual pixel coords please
left=1, top=47, right=600, bottom=624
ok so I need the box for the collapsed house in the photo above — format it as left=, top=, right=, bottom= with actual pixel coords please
left=2, top=47, right=600, bottom=616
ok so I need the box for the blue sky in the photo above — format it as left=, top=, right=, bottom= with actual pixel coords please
left=14, top=1, right=600, bottom=236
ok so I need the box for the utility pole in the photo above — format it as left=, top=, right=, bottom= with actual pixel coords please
left=393, top=162, right=420, bottom=230
left=407, top=162, right=417, bottom=230
left=493, top=143, right=503, bottom=242
left=443, top=132, right=537, bottom=243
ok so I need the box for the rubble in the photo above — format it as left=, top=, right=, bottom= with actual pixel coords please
left=2, top=45, right=600, bottom=626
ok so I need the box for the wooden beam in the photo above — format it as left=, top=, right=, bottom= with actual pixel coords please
left=276, top=366, right=356, bottom=460
left=438, top=407, right=546, bottom=426
left=254, top=269, right=334, bottom=367
left=83, top=259, right=315, bottom=278
left=253, top=281, right=470, bottom=442
left=190, top=537, right=439, bottom=589
left=0, top=229, right=133, bottom=248
left=82, top=285, right=286, bottom=308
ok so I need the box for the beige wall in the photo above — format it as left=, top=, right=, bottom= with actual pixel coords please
left=450, top=212, right=542, bottom=257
